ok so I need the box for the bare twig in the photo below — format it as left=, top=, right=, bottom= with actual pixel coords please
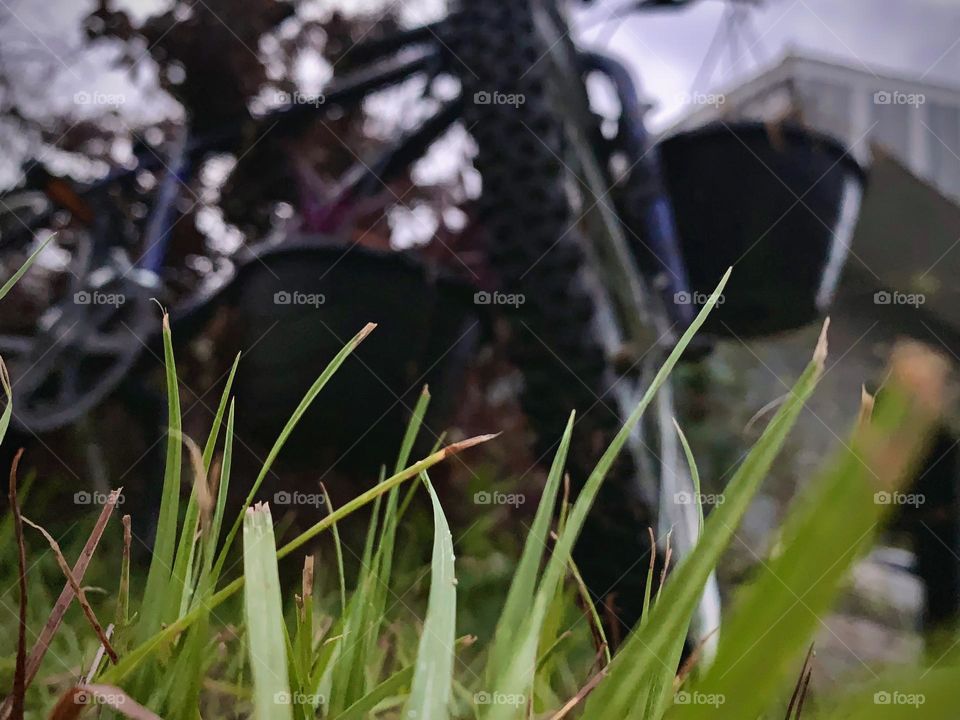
left=675, top=625, right=721, bottom=689
left=548, top=667, right=608, bottom=720
left=0, top=485, right=121, bottom=719
left=9, top=449, right=27, bottom=720
left=21, top=517, right=119, bottom=663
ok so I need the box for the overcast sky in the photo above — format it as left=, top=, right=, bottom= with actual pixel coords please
left=5, top=0, right=958, bottom=125
left=574, top=0, right=960, bottom=129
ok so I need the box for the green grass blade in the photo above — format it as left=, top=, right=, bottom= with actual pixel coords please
left=402, top=473, right=457, bottom=720
left=584, top=322, right=828, bottom=718
left=334, top=666, right=414, bottom=720
left=672, top=345, right=946, bottom=720
left=487, top=411, right=574, bottom=681
left=202, top=353, right=240, bottom=470
left=214, top=322, right=377, bottom=578
left=321, top=485, right=347, bottom=618
left=243, top=503, right=293, bottom=720
left=198, top=401, right=236, bottom=599
left=485, top=271, right=731, bottom=717
left=813, top=667, right=957, bottom=719
left=673, top=419, right=703, bottom=537
left=100, top=433, right=495, bottom=685
left=169, top=432, right=207, bottom=618
left=0, top=359, right=12, bottom=448
left=328, top=388, right=431, bottom=713
left=395, top=386, right=431, bottom=474
left=0, top=228, right=43, bottom=444
left=138, top=313, right=183, bottom=642
left=0, top=235, right=52, bottom=300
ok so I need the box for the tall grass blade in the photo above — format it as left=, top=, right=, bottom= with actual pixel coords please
left=101, top=433, right=495, bottom=685
left=213, top=323, right=376, bottom=578
left=137, top=313, right=183, bottom=643
left=487, top=411, right=574, bottom=681
left=0, top=235, right=51, bottom=300
left=243, top=503, right=293, bottom=720
left=673, top=342, right=948, bottom=720
left=402, top=473, right=457, bottom=720
left=585, top=321, right=829, bottom=719
left=486, top=271, right=731, bottom=718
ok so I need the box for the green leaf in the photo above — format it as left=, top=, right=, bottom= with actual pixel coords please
left=334, top=666, right=414, bottom=720
left=243, top=503, right=294, bottom=720
left=137, top=313, right=183, bottom=643
left=402, top=473, right=457, bottom=720
left=0, top=234, right=52, bottom=300
left=214, top=322, right=377, bottom=578
left=672, top=419, right=703, bottom=537
left=486, top=411, right=574, bottom=683
left=585, top=320, right=828, bottom=719
left=485, top=270, right=732, bottom=719
left=101, top=433, right=495, bottom=686
left=672, top=347, right=945, bottom=720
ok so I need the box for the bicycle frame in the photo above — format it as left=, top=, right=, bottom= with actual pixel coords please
left=531, top=0, right=720, bottom=653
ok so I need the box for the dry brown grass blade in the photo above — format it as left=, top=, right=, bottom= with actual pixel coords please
left=795, top=665, right=813, bottom=718
left=548, top=667, right=609, bottom=720
left=177, top=430, right=213, bottom=530
left=0, top=488, right=121, bottom=720
left=437, top=433, right=501, bottom=458
left=784, top=643, right=816, bottom=720
left=45, top=687, right=84, bottom=720
left=117, top=515, right=132, bottom=627
left=655, top=530, right=674, bottom=604
left=47, top=685, right=161, bottom=720
left=602, top=594, right=622, bottom=650
left=857, top=385, right=875, bottom=429
left=674, top=625, right=720, bottom=689
left=301, top=554, right=315, bottom=623
left=9, top=448, right=27, bottom=720
left=22, top=517, right=119, bottom=663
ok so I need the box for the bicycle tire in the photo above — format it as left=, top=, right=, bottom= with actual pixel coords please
left=446, top=0, right=662, bottom=637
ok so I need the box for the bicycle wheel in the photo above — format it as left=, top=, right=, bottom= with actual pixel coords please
left=446, top=0, right=663, bottom=639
